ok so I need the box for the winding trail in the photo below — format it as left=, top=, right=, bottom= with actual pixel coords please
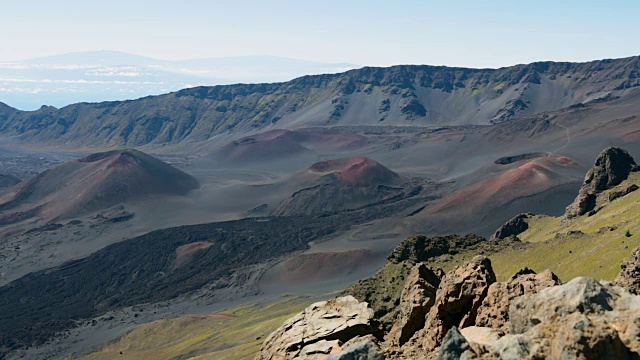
left=552, top=119, right=572, bottom=154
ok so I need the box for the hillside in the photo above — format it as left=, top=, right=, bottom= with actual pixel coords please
left=272, top=156, right=411, bottom=216
left=0, top=56, right=639, bottom=147
left=0, top=216, right=335, bottom=354
left=40, top=146, right=640, bottom=360
left=0, top=149, right=198, bottom=223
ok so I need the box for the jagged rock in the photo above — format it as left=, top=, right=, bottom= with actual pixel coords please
left=615, top=246, right=640, bottom=295
left=343, top=234, right=482, bottom=326
left=509, top=277, right=615, bottom=334
left=457, top=277, right=640, bottom=359
left=419, top=256, right=497, bottom=351
left=566, top=147, right=639, bottom=218
left=491, top=313, right=631, bottom=359
left=326, top=339, right=386, bottom=360
left=387, top=264, right=441, bottom=346
left=475, top=268, right=560, bottom=332
left=256, top=296, right=380, bottom=360
left=438, top=327, right=477, bottom=360
left=500, top=277, right=640, bottom=357
left=609, top=184, right=639, bottom=202
left=490, top=213, right=532, bottom=240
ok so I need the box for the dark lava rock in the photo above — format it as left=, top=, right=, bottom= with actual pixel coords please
left=327, top=339, right=386, bottom=360
left=438, top=327, right=473, bottom=360
left=387, top=234, right=486, bottom=264
left=491, top=213, right=533, bottom=240
left=609, top=184, right=639, bottom=202
left=494, top=152, right=547, bottom=165
left=566, top=147, right=639, bottom=218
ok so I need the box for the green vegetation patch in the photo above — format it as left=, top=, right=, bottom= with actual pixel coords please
left=76, top=297, right=315, bottom=360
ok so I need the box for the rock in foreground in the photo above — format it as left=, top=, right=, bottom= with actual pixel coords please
left=260, top=245, right=640, bottom=359
left=256, top=296, right=381, bottom=360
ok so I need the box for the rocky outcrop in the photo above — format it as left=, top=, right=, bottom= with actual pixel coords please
left=262, top=245, right=640, bottom=359
left=490, top=213, right=532, bottom=240
left=386, top=234, right=486, bottom=264
left=615, top=246, right=640, bottom=295
left=419, top=256, right=496, bottom=351
left=502, top=277, right=640, bottom=358
left=256, top=296, right=381, bottom=360
left=475, top=268, right=561, bottom=332
left=435, top=277, right=640, bottom=359
left=566, top=147, right=639, bottom=218
left=386, top=264, right=441, bottom=346
left=342, top=234, right=486, bottom=325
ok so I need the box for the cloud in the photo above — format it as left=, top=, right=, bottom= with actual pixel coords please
left=0, top=63, right=100, bottom=70
left=0, top=77, right=166, bottom=85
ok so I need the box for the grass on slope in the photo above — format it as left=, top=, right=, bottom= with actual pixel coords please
left=490, top=173, right=640, bottom=282
left=77, top=297, right=315, bottom=360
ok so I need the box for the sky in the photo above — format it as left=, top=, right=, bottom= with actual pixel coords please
left=1, top=0, right=640, bottom=68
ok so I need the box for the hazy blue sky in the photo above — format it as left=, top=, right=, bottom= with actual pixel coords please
left=2, top=0, right=639, bottom=68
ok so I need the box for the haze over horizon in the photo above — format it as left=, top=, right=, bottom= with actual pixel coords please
left=2, top=0, right=640, bottom=68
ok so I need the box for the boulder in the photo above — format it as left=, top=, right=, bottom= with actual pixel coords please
left=438, top=327, right=477, bottom=360
left=492, top=312, right=631, bottom=359
left=475, top=268, right=560, bottom=332
left=326, top=339, right=385, bottom=360
left=509, top=277, right=615, bottom=334
left=566, top=147, right=639, bottom=218
left=419, top=256, right=496, bottom=351
left=490, top=213, right=532, bottom=240
left=386, top=263, right=441, bottom=345
left=499, top=277, right=640, bottom=357
left=615, top=246, right=640, bottom=295
left=256, top=296, right=380, bottom=360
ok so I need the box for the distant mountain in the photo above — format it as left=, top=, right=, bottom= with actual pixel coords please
left=0, top=149, right=198, bottom=223
left=0, top=50, right=359, bottom=110
left=0, top=56, right=638, bottom=148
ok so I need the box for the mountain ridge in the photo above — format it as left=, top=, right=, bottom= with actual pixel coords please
left=0, top=56, right=639, bottom=148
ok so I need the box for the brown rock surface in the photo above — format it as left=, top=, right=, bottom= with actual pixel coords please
left=386, top=263, right=441, bottom=346
left=256, top=296, right=380, bottom=360
left=466, top=277, right=640, bottom=359
left=419, top=256, right=497, bottom=351
left=475, top=268, right=560, bottom=332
